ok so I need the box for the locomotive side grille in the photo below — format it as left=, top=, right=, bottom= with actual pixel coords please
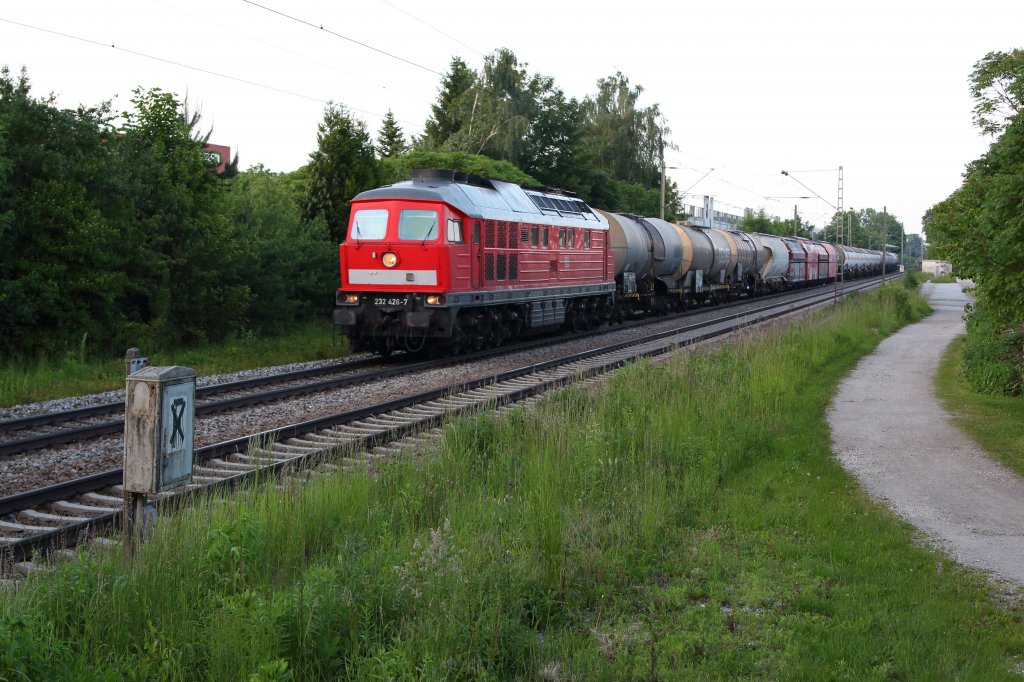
left=498, top=222, right=507, bottom=249
left=497, top=254, right=507, bottom=280
left=508, top=222, right=517, bottom=248
left=485, top=221, right=496, bottom=248
left=485, top=254, right=495, bottom=280
left=509, top=254, right=518, bottom=280
left=521, top=227, right=529, bottom=243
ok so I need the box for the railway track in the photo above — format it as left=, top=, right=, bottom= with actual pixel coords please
left=0, top=276, right=891, bottom=574
left=0, top=279, right=877, bottom=459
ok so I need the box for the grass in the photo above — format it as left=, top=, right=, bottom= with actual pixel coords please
left=936, top=335, right=1024, bottom=478
left=3, top=284, right=1023, bottom=680
left=0, top=322, right=349, bottom=408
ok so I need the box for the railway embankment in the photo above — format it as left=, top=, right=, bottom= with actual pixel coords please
left=830, top=281, right=1024, bottom=584
left=1, top=284, right=1022, bottom=679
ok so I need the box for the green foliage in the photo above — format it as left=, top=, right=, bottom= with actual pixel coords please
left=376, top=110, right=406, bottom=158
left=0, top=66, right=131, bottom=355
left=937, top=335, right=1024, bottom=477
left=303, top=102, right=381, bottom=243
left=422, top=56, right=477, bottom=148
left=901, top=269, right=921, bottom=289
left=380, top=150, right=537, bottom=185
left=581, top=71, right=669, bottom=188
left=0, top=67, right=341, bottom=361
left=970, top=49, right=1024, bottom=136
left=924, top=50, right=1024, bottom=396
left=962, top=302, right=1023, bottom=396
left=117, top=86, right=252, bottom=347
left=820, top=207, right=904, bottom=249
left=222, top=165, right=336, bottom=333
left=416, top=52, right=682, bottom=217
left=737, top=207, right=812, bottom=237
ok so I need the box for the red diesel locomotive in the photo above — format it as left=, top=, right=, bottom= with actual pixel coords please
left=334, top=170, right=616, bottom=355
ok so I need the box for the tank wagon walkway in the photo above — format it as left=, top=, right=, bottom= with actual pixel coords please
left=828, top=282, right=1024, bottom=585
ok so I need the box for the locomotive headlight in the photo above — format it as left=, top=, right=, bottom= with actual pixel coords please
left=426, top=294, right=445, bottom=305
left=344, top=293, right=359, bottom=304
left=382, top=252, right=398, bottom=268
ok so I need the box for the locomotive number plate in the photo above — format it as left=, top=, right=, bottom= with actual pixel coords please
left=373, top=297, right=408, bottom=307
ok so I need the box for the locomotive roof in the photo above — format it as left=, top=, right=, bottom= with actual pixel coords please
left=353, top=170, right=609, bottom=230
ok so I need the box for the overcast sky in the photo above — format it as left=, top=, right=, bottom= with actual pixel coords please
left=3, top=1, right=1021, bottom=236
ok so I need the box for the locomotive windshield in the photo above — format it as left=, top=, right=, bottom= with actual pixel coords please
left=398, top=209, right=438, bottom=241
left=350, top=209, right=388, bottom=240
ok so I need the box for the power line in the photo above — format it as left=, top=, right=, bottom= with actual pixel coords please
left=151, top=0, right=432, bottom=107
left=0, top=17, right=424, bottom=133
left=0, top=17, right=329, bottom=104
left=242, top=0, right=444, bottom=77
left=377, top=0, right=484, bottom=57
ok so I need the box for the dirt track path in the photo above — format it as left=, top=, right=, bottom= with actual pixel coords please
left=828, top=282, right=1024, bottom=584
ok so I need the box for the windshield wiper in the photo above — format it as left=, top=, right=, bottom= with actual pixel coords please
left=420, top=221, right=437, bottom=246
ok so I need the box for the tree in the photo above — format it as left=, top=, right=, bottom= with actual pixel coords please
left=377, top=110, right=407, bottom=158
left=422, top=57, right=476, bottom=149
left=0, top=66, right=130, bottom=356
left=970, top=49, right=1024, bottom=136
left=581, top=72, right=672, bottom=188
left=116, top=87, right=251, bottom=346
left=819, top=208, right=903, bottom=249
left=303, top=102, right=381, bottom=243
left=222, top=165, right=336, bottom=332
left=737, top=208, right=812, bottom=238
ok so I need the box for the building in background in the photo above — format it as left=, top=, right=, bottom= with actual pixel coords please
left=202, top=143, right=231, bottom=174
left=921, top=260, right=954, bottom=277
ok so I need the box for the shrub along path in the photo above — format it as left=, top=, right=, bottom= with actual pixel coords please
left=829, top=282, right=1024, bottom=584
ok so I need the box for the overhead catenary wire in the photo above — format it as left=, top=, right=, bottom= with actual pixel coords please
left=377, top=0, right=485, bottom=58
left=150, top=0, right=432, bottom=107
left=0, top=17, right=425, bottom=133
left=241, top=0, right=445, bottom=77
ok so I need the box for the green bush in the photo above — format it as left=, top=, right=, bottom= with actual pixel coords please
left=963, top=303, right=1023, bottom=395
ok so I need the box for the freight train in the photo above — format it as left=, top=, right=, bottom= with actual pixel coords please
left=334, top=170, right=897, bottom=356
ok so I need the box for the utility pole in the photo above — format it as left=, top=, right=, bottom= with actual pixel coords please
left=793, top=205, right=798, bottom=236
left=660, top=158, right=666, bottom=220
left=882, top=205, right=887, bottom=282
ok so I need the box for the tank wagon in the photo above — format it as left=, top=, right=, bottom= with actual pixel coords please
left=335, top=171, right=892, bottom=355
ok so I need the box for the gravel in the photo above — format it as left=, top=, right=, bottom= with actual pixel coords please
left=0, top=287, right=841, bottom=498
left=829, top=281, right=1024, bottom=586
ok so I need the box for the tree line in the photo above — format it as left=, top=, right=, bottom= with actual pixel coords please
left=924, top=49, right=1024, bottom=395
left=0, top=50, right=683, bottom=360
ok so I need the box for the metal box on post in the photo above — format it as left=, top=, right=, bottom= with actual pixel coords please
left=124, top=366, right=196, bottom=494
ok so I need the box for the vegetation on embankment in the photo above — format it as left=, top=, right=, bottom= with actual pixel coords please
left=0, top=322, right=347, bottom=408
left=937, top=335, right=1024, bottom=478
left=3, top=285, right=1022, bottom=680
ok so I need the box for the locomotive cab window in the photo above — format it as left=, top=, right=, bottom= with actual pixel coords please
left=398, top=209, right=439, bottom=241
left=567, top=228, right=574, bottom=248
left=542, top=226, right=549, bottom=247
left=530, top=226, right=538, bottom=246
left=473, top=222, right=481, bottom=244
left=446, top=218, right=464, bottom=244
left=558, top=228, right=566, bottom=247
left=584, top=230, right=591, bottom=248
left=350, top=208, right=388, bottom=240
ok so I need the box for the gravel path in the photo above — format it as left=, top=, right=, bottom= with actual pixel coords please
left=828, top=282, right=1024, bottom=585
